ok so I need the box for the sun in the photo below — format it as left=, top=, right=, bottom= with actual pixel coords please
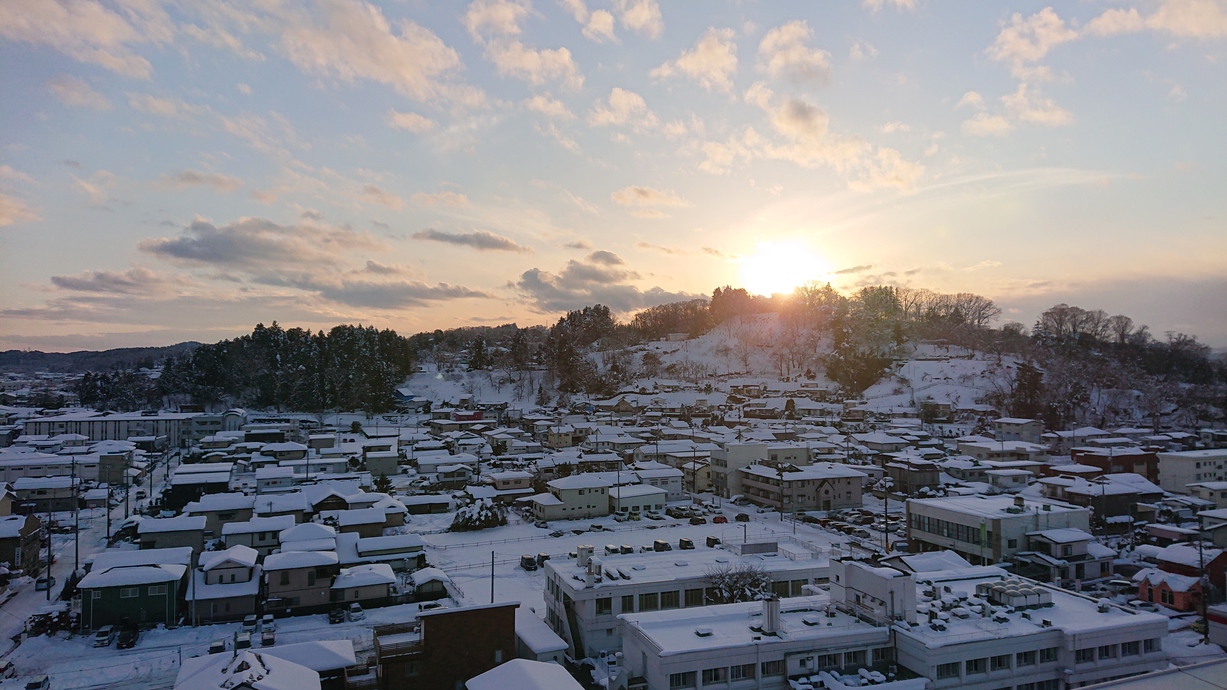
left=739, top=241, right=829, bottom=297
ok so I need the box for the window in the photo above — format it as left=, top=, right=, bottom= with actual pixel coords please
left=639, top=592, right=658, bottom=611
left=966, top=658, right=987, bottom=674
left=1040, top=647, right=1058, bottom=663
left=307, top=571, right=316, bottom=586
left=991, top=654, right=1011, bottom=671
left=936, top=662, right=960, bottom=679
left=1008, top=539, right=1018, bottom=548
left=1075, top=648, right=1095, bottom=664
left=280, top=571, right=290, bottom=586
left=148, top=584, right=167, bottom=596
left=596, top=598, right=612, bottom=615
left=403, top=661, right=420, bottom=677
left=494, top=649, right=503, bottom=663
left=730, top=664, right=755, bottom=681
left=873, top=648, right=892, bottom=664
left=702, top=667, right=728, bottom=684
left=621, top=595, right=635, bottom=613
left=661, top=591, right=680, bottom=609
left=1144, top=639, right=1159, bottom=654
left=1122, top=641, right=1141, bottom=656
left=817, top=654, right=841, bottom=669
left=120, top=587, right=139, bottom=598
left=684, top=588, right=704, bottom=607
left=845, top=650, right=867, bottom=667
left=772, top=581, right=790, bottom=597
left=1098, top=645, right=1116, bottom=659
left=760, top=660, right=785, bottom=677
left=1016, top=650, right=1037, bottom=666
left=669, top=671, right=696, bottom=689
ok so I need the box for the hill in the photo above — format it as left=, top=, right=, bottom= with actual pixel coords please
left=0, top=342, right=201, bottom=373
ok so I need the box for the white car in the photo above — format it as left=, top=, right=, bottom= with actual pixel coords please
left=93, top=625, right=116, bottom=647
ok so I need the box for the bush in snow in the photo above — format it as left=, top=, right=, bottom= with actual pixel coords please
left=449, top=498, right=507, bottom=532
left=704, top=562, right=772, bottom=604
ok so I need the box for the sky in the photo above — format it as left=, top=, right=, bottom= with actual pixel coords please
left=1, top=0, right=1225, bottom=352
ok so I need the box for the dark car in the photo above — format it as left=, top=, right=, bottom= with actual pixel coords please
left=116, top=624, right=139, bottom=650
left=689, top=516, right=706, bottom=525
left=328, top=608, right=346, bottom=624
left=734, top=513, right=750, bottom=523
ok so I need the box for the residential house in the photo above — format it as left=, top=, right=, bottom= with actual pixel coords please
left=186, top=544, right=261, bottom=624
left=0, top=513, right=40, bottom=574
left=1157, top=449, right=1227, bottom=493
left=526, top=474, right=611, bottom=521
left=1013, top=528, right=1115, bottom=585
left=994, top=417, right=1043, bottom=444
left=12, top=475, right=79, bottom=513
left=330, top=563, right=396, bottom=607
left=138, top=515, right=206, bottom=555
left=78, top=548, right=191, bottom=630
left=222, top=515, right=296, bottom=556
left=183, top=493, right=255, bottom=539
left=374, top=602, right=519, bottom=690
left=264, top=550, right=339, bottom=615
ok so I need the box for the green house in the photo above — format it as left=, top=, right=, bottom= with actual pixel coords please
left=78, top=562, right=188, bottom=630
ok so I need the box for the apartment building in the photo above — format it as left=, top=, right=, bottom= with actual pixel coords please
left=906, top=495, right=1091, bottom=566
left=738, top=463, right=866, bottom=512
left=1158, top=449, right=1227, bottom=493
left=542, top=543, right=830, bottom=658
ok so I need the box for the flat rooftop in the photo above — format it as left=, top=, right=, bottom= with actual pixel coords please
left=907, top=494, right=1084, bottom=519
left=547, top=546, right=828, bottom=593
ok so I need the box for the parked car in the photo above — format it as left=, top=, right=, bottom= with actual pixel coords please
left=520, top=554, right=539, bottom=571
left=241, top=614, right=258, bottom=633
left=208, top=640, right=226, bottom=654
left=533, top=520, right=548, bottom=529
left=678, top=538, right=695, bottom=550
left=24, top=676, right=49, bottom=690
left=34, top=576, right=55, bottom=591
left=235, top=631, right=252, bottom=649
left=261, top=614, right=275, bottom=632
left=93, top=625, right=116, bottom=648
left=645, top=511, right=664, bottom=520
left=116, top=624, right=139, bottom=650
left=328, top=608, right=346, bottom=624
left=348, top=603, right=365, bottom=621
left=420, top=601, right=445, bottom=611
left=261, top=630, right=275, bottom=647
left=712, top=515, right=728, bottom=524
left=689, top=516, right=706, bottom=525
left=734, top=513, right=750, bottom=523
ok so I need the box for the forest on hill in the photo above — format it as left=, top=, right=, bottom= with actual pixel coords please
left=63, top=282, right=1226, bottom=427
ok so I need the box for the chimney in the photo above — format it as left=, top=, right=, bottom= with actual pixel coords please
left=762, top=597, right=781, bottom=636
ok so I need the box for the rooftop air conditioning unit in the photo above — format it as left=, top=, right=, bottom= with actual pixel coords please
left=694, top=627, right=713, bottom=637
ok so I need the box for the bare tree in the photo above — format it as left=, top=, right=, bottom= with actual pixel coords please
left=705, top=562, right=773, bottom=604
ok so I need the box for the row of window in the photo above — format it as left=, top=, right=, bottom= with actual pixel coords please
left=670, top=661, right=784, bottom=689
left=1075, top=640, right=1158, bottom=664
left=938, top=640, right=1159, bottom=680
left=910, top=513, right=994, bottom=546
left=594, top=580, right=810, bottom=615
left=117, top=584, right=168, bottom=598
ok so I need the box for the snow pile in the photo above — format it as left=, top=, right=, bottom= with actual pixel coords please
left=449, top=498, right=507, bottom=532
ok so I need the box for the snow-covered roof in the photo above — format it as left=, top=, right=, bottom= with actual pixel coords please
left=355, top=533, right=425, bottom=555
left=332, top=563, right=395, bottom=589
left=609, top=484, right=667, bottom=499
left=280, top=522, right=337, bottom=543
left=175, top=650, right=321, bottom=690
left=138, top=515, right=206, bottom=534
left=411, top=567, right=450, bottom=586
left=898, top=551, right=972, bottom=572
left=1027, top=528, right=1093, bottom=544
left=257, top=640, right=356, bottom=673
left=547, top=474, right=612, bottom=490
left=1158, top=543, right=1223, bottom=568
left=740, top=463, right=867, bottom=481
left=527, top=492, right=563, bottom=506
left=466, top=659, right=582, bottom=690
left=0, top=515, right=30, bottom=539
left=91, top=546, right=193, bottom=571
left=201, top=544, right=259, bottom=571
left=79, top=563, right=187, bottom=588
left=187, top=565, right=261, bottom=601
left=184, top=493, right=256, bottom=513
left=222, top=515, right=296, bottom=536
left=514, top=608, right=568, bottom=655
left=1134, top=567, right=1200, bottom=592
left=263, top=550, right=339, bottom=571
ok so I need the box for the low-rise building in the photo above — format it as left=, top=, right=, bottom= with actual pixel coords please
left=221, top=515, right=296, bottom=556
left=263, top=550, right=339, bottom=615
left=738, top=463, right=866, bottom=513
left=1157, top=449, right=1227, bottom=493
left=186, top=544, right=261, bottom=624
left=138, top=515, right=206, bottom=554
left=0, top=513, right=40, bottom=574
left=906, top=494, right=1091, bottom=566
left=183, top=493, right=255, bottom=539
left=78, top=548, right=191, bottom=630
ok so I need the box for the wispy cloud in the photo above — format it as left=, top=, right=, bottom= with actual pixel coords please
left=412, top=228, right=531, bottom=253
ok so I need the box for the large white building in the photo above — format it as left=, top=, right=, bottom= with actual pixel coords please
left=906, top=494, right=1090, bottom=566
left=1157, top=449, right=1227, bottom=493
left=542, top=543, right=830, bottom=658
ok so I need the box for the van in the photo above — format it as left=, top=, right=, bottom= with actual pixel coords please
left=24, top=675, right=49, bottom=690
left=93, top=625, right=116, bottom=647
left=235, top=632, right=252, bottom=649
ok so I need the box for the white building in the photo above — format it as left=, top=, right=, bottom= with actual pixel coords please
left=906, top=495, right=1091, bottom=566
left=1157, top=449, right=1227, bottom=493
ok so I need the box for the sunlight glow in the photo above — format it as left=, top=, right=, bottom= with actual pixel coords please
left=739, top=241, right=830, bottom=297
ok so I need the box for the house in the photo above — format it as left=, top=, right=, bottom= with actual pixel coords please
left=1155, top=543, right=1227, bottom=591
left=256, top=466, right=296, bottom=493
left=329, top=508, right=387, bottom=539
left=222, top=515, right=297, bottom=556
left=374, top=602, right=519, bottom=690
left=416, top=452, right=480, bottom=476
left=1133, top=568, right=1201, bottom=611
left=138, top=515, right=206, bottom=555
left=186, top=545, right=261, bottom=624
left=513, top=607, right=567, bottom=665
left=348, top=533, right=427, bottom=571
left=330, top=563, right=396, bottom=606
left=737, top=463, right=866, bottom=513
left=631, top=464, right=684, bottom=501
left=608, top=484, right=667, bottom=515
left=1070, top=447, right=1160, bottom=483
left=681, top=461, right=711, bottom=494
left=527, top=474, right=611, bottom=521
left=366, top=450, right=401, bottom=478
left=12, top=475, right=79, bottom=513
left=280, top=522, right=338, bottom=552
left=78, top=555, right=189, bottom=630
left=994, top=418, right=1043, bottom=444
left=183, top=493, right=256, bottom=539
left=885, top=458, right=941, bottom=495
left=263, top=550, right=339, bottom=615
left=401, top=494, right=452, bottom=515
left=257, top=640, right=358, bottom=689
left=0, top=513, right=40, bottom=574
left=986, top=468, right=1032, bottom=492
left=1187, top=481, right=1227, bottom=509
left=434, top=464, right=475, bottom=489
left=1013, top=528, right=1115, bottom=586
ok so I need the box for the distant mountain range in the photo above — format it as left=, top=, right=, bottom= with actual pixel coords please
left=0, top=342, right=201, bottom=373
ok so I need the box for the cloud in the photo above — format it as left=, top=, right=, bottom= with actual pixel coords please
left=72, top=170, right=117, bottom=205
left=140, top=217, right=384, bottom=279
left=0, top=192, right=40, bottom=227
left=834, top=264, right=874, bottom=275
left=160, top=170, right=244, bottom=193
left=757, top=21, right=830, bottom=82
left=583, top=10, right=617, bottom=42
left=388, top=109, right=437, bottom=132
left=1168, top=84, right=1188, bottom=101
left=987, top=7, right=1077, bottom=74
left=466, top=0, right=584, bottom=89
left=47, top=75, right=111, bottom=110
left=849, top=41, right=878, bottom=60
left=614, top=0, right=663, bottom=39
left=514, top=253, right=697, bottom=314
left=363, top=259, right=406, bottom=275
left=524, top=94, right=574, bottom=119
left=1086, top=0, right=1227, bottom=40
left=127, top=92, right=198, bottom=119
left=236, top=83, right=253, bottom=95
left=961, top=112, right=1013, bottom=136
left=880, top=121, right=910, bottom=134
left=277, top=0, right=483, bottom=107
left=50, top=266, right=184, bottom=294
left=964, top=259, right=1003, bottom=271
left=651, top=27, right=738, bottom=93
left=702, top=246, right=728, bottom=258
left=362, top=184, right=404, bottom=209
left=411, top=190, right=470, bottom=208
left=564, top=240, right=592, bottom=250
left=315, top=279, right=492, bottom=309
left=957, top=91, right=985, bottom=109
left=611, top=185, right=689, bottom=208
left=0, top=0, right=167, bottom=78
left=637, top=241, right=683, bottom=254
left=588, top=87, right=658, bottom=129
left=587, top=250, right=625, bottom=265
left=412, top=228, right=531, bottom=253
left=863, top=0, right=916, bottom=12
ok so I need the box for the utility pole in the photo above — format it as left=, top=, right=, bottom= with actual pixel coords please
left=1199, top=512, right=1210, bottom=647
left=490, top=550, right=496, bottom=603
left=45, top=500, right=53, bottom=601
left=72, top=456, right=79, bottom=573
